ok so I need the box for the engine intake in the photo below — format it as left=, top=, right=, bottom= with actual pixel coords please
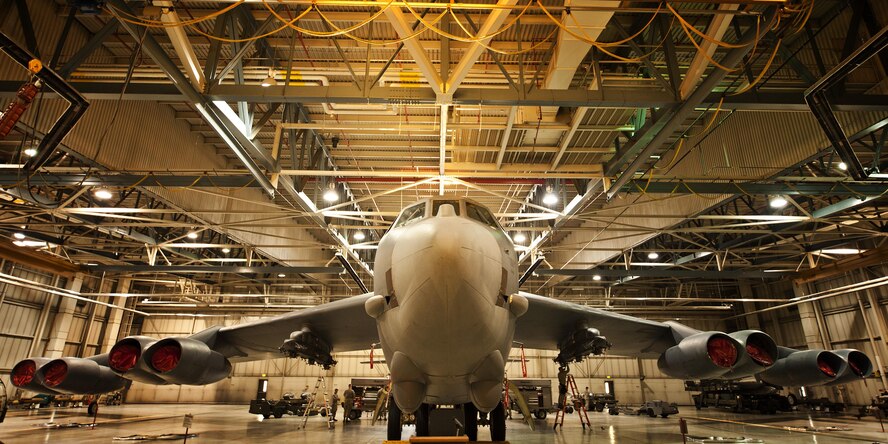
left=108, top=336, right=168, bottom=384
left=11, top=358, right=60, bottom=394
left=37, top=357, right=127, bottom=394
left=658, top=332, right=742, bottom=380
left=142, top=337, right=231, bottom=385
left=720, top=330, right=778, bottom=379
left=280, top=328, right=337, bottom=369
left=759, top=349, right=846, bottom=387
left=826, top=349, right=873, bottom=386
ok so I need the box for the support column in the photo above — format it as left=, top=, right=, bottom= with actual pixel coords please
left=792, top=281, right=827, bottom=350
left=857, top=295, right=888, bottom=391
left=44, top=273, right=84, bottom=358
left=100, top=277, right=130, bottom=352
left=738, top=281, right=761, bottom=330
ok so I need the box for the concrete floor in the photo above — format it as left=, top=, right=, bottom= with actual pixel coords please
left=1, top=403, right=886, bottom=443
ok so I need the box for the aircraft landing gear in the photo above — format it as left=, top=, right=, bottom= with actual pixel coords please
left=416, top=403, right=430, bottom=436
left=490, top=400, right=506, bottom=441
left=387, top=397, right=402, bottom=441
left=463, top=403, right=478, bottom=441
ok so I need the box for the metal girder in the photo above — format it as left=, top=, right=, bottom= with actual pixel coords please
left=214, top=5, right=283, bottom=86
left=445, top=0, right=519, bottom=94
left=678, top=3, right=739, bottom=99
left=622, top=180, right=888, bottom=196
left=605, top=7, right=779, bottom=198
left=550, top=107, right=588, bottom=169
left=90, top=265, right=344, bottom=274
left=383, top=4, right=444, bottom=95
left=58, top=18, right=118, bottom=79
left=613, top=19, right=672, bottom=93
left=537, top=268, right=783, bottom=279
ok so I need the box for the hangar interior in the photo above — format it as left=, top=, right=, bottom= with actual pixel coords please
left=0, top=0, right=887, bottom=441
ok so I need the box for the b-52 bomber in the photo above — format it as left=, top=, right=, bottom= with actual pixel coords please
left=11, top=198, right=873, bottom=441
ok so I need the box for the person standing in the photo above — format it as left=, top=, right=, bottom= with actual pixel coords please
left=583, top=386, right=591, bottom=409
left=330, top=388, right=340, bottom=421
left=557, top=365, right=568, bottom=409
left=343, top=384, right=356, bottom=422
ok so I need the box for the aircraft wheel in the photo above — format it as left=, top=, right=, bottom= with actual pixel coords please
left=349, top=410, right=361, bottom=421
left=534, top=409, right=547, bottom=420
left=387, top=399, right=402, bottom=441
left=490, top=401, right=506, bottom=442
left=416, top=403, right=430, bottom=436
left=464, top=403, right=478, bottom=441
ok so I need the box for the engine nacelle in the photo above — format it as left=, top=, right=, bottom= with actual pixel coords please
left=758, top=349, right=847, bottom=387
left=35, top=357, right=127, bottom=394
left=108, top=336, right=168, bottom=384
left=825, top=349, right=873, bottom=386
left=658, top=332, right=742, bottom=380
left=11, top=358, right=61, bottom=394
left=719, top=330, right=778, bottom=379
left=142, top=337, right=231, bottom=385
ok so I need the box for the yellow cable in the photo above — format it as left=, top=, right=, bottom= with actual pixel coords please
left=653, top=137, right=686, bottom=171
left=665, top=3, right=747, bottom=49
left=187, top=7, right=314, bottom=43
left=444, top=0, right=535, bottom=43
left=316, top=7, right=447, bottom=46
left=731, top=38, right=782, bottom=95
left=261, top=0, right=394, bottom=38
left=106, top=2, right=244, bottom=28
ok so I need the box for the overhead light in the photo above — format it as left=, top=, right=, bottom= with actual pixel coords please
left=13, top=232, right=26, bottom=240
left=513, top=232, right=527, bottom=243
left=647, top=252, right=659, bottom=260
left=14, top=240, right=48, bottom=248
left=838, top=162, right=848, bottom=171
left=817, top=248, right=864, bottom=255
left=572, top=287, right=584, bottom=291
left=186, top=231, right=199, bottom=239
left=542, top=187, right=558, bottom=206
left=221, top=247, right=231, bottom=254
left=769, top=195, right=788, bottom=208
left=323, top=185, right=339, bottom=203
left=23, top=148, right=37, bottom=157
left=93, top=188, right=113, bottom=200
left=353, top=231, right=366, bottom=241
left=592, top=275, right=602, bottom=281
left=277, top=273, right=286, bottom=278
left=261, top=69, right=277, bottom=87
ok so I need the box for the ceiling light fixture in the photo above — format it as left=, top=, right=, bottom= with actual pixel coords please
left=221, top=247, right=231, bottom=254
left=769, top=195, right=788, bottom=208
left=513, top=232, right=527, bottom=243
left=592, top=275, right=602, bottom=281
left=353, top=231, right=366, bottom=241
left=13, top=232, right=26, bottom=240
left=277, top=273, right=286, bottom=278
left=323, top=184, right=339, bottom=203
left=542, top=187, right=558, bottom=206
left=261, top=69, right=277, bottom=87
left=23, top=147, right=37, bottom=157
left=186, top=231, right=199, bottom=240
left=93, top=188, right=113, bottom=200
left=838, top=162, right=848, bottom=171
left=647, top=252, right=659, bottom=260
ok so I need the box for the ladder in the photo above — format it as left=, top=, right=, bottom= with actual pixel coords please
left=553, top=374, right=591, bottom=431
left=299, top=376, right=333, bottom=429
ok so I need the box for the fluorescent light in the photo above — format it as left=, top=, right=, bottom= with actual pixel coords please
left=23, top=148, right=37, bottom=157
left=513, top=233, right=526, bottom=243
left=647, top=252, right=659, bottom=259
left=572, top=287, right=584, bottom=291
left=817, top=248, right=864, bottom=255
left=353, top=231, right=366, bottom=241
left=93, top=189, right=113, bottom=200
left=769, top=196, right=788, bottom=208
left=13, top=232, right=25, bottom=240
left=186, top=231, right=199, bottom=239
left=592, top=275, right=602, bottom=281
left=14, top=240, right=48, bottom=247
left=221, top=247, right=231, bottom=253
left=277, top=273, right=286, bottom=278
left=838, top=162, right=847, bottom=171
left=323, top=188, right=339, bottom=203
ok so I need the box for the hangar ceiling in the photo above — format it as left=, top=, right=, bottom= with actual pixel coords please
left=0, top=0, right=886, bottom=320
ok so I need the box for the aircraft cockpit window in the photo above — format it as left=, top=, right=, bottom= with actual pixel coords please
left=433, top=200, right=461, bottom=216
left=466, top=202, right=500, bottom=230
left=392, top=203, right=426, bottom=228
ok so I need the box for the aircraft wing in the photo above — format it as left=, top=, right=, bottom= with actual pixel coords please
left=217, top=292, right=379, bottom=362
left=513, top=292, right=676, bottom=358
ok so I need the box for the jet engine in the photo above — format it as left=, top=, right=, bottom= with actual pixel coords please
left=657, top=332, right=742, bottom=380
left=142, top=337, right=231, bottom=385
left=11, top=356, right=126, bottom=394
left=108, top=336, right=168, bottom=384
left=719, top=330, right=778, bottom=379
left=758, top=349, right=846, bottom=387
left=825, top=349, right=873, bottom=386
left=11, top=358, right=61, bottom=394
